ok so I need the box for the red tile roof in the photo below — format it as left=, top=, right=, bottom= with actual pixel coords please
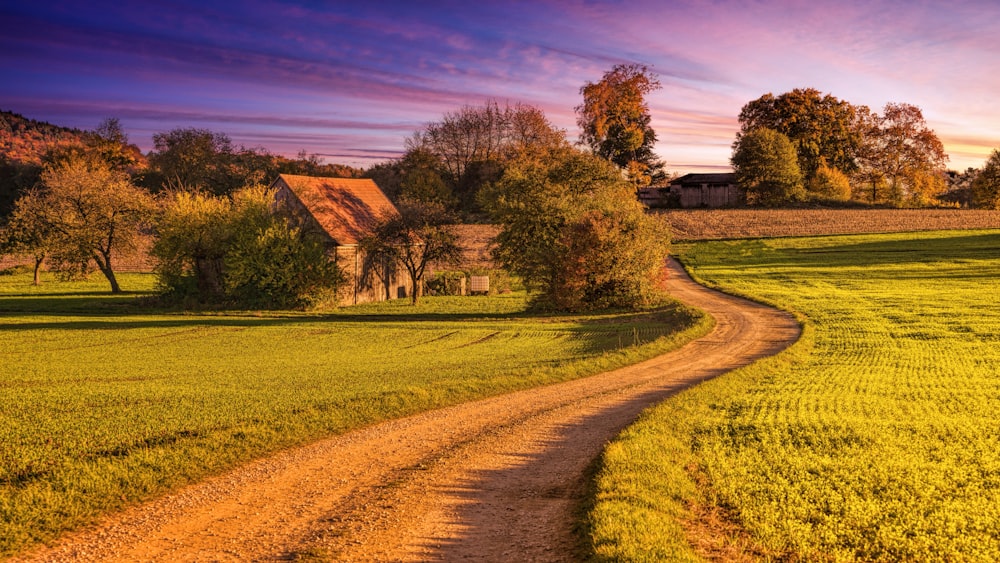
left=272, top=174, right=398, bottom=245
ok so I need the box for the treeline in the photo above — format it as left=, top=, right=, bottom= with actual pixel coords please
left=0, top=110, right=361, bottom=218
left=730, top=88, right=1000, bottom=208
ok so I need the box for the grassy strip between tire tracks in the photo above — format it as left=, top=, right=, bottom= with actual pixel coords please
left=587, top=230, right=1000, bottom=561
left=0, top=272, right=711, bottom=558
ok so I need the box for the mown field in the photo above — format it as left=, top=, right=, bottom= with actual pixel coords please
left=0, top=272, right=710, bottom=558
left=659, top=208, right=1000, bottom=241
left=588, top=230, right=1000, bottom=561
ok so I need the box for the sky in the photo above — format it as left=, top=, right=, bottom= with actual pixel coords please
left=2, top=0, right=999, bottom=173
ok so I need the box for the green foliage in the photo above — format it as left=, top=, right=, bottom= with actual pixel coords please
left=589, top=230, right=1000, bottom=561
left=225, top=221, right=342, bottom=309
left=0, top=276, right=709, bottom=558
left=731, top=128, right=805, bottom=205
left=972, top=149, right=1000, bottom=209
left=152, top=186, right=341, bottom=308
left=489, top=145, right=670, bottom=311
left=576, top=63, right=665, bottom=185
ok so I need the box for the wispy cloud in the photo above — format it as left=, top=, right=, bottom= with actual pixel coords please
left=2, top=0, right=999, bottom=170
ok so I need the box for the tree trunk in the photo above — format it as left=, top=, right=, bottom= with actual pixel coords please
left=32, top=255, right=44, bottom=286
left=95, top=251, right=122, bottom=294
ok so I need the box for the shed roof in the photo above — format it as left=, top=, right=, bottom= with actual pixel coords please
left=670, top=173, right=737, bottom=186
left=272, top=174, right=397, bottom=245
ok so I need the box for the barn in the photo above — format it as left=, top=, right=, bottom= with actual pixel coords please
left=639, top=172, right=743, bottom=208
left=269, top=174, right=413, bottom=305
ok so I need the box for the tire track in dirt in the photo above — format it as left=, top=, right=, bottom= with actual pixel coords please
left=14, top=259, right=800, bottom=562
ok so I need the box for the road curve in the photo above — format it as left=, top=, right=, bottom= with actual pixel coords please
left=15, top=259, right=800, bottom=562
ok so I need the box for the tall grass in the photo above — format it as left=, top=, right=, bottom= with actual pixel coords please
left=587, top=230, right=1000, bottom=561
left=0, top=272, right=710, bottom=557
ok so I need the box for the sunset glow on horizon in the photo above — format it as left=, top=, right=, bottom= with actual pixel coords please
left=2, top=0, right=999, bottom=173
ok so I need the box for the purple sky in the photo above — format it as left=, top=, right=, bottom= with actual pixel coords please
left=2, top=0, right=999, bottom=173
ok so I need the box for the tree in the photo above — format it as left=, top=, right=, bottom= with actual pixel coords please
left=972, top=149, right=1000, bottom=209
left=576, top=64, right=665, bottom=187
left=862, top=103, right=948, bottom=206
left=488, top=144, right=670, bottom=311
left=0, top=187, right=54, bottom=285
left=34, top=153, right=154, bottom=293
left=407, top=100, right=564, bottom=213
left=808, top=161, right=852, bottom=201
left=359, top=199, right=461, bottom=305
left=737, top=88, right=866, bottom=181
left=731, top=128, right=805, bottom=206
left=152, top=190, right=233, bottom=298
left=145, top=128, right=272, bottom=195
left=152, top=185, right=343, bottom=307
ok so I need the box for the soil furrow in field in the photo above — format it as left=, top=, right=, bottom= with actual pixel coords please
left=14, top=259, right=799, bottom=562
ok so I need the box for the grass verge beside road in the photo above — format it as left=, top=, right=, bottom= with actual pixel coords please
left=0, top=272, right=710, bottom=558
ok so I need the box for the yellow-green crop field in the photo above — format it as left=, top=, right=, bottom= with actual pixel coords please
left=588, top=230, right=1000, bottom=561
left=0, top=272, right=710, bottom=558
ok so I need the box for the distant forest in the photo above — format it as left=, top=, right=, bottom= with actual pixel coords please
left=0, top=110, right=362, bottom=219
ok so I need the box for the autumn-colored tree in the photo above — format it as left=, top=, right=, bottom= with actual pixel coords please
left=34, top=153, right=154, bottom=293
left=576, top=64, right=665, bottom=187
left=808, top=161, right=852, bottom=201
left=738, top=88, right=868, bottom=184
left=0, top=187, right=54, bottom=284
left=861, top=103, right=948, bottom=206
left=488, top=145, right=670, bottom=311
left=972, top=149, right=1000, bottom=209
left=359, top=199, right=462, bottom=305
left=731, top=128, right=805, bottom=206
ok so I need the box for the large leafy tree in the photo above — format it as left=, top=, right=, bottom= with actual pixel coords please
left=359, top=199, right=462, bottom=305
left=576, top=63, right=665, bottom=187
left=738, top=88, right=866, bottom=184
left=406, top=100, right=564, bottom=213
left=731, top=128, right=805, bottom=206
left=972, top=149, right=1000, bottom=209
left=862, top=103, right=948, bottom=206
left=33, top=153, right=154, bottom=293
left=488, top=143, right=670, bottom=311
left=152, top=185, right=342, bottom=307
left=145, top=128, right=277, bottom=195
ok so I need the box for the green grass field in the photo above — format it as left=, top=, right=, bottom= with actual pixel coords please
left=587, top=230, right=1000, bottom=561
left=0, top=270, right=710, bottom=558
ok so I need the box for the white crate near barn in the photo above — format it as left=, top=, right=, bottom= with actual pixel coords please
left=469, top=275, right=489, bottom=295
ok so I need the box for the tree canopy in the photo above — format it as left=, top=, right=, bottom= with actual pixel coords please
left=358, top=198, right=462, bottom=305
left=487, top=143, right=670, bottom=311
left=861, top=102, right=948, bottom=206
left=972, top=149, right=1000, bottom=209
left=737, top=88, right=865, bottom=182
left=31, top=153, right=153, bottom=293
left=731, top=127, right=805, bottom=206
left=576, top=63, right=665, bottom=187
left=402, top=100, right=565, bottom=214
left=152, top=185, right=342, bottom=307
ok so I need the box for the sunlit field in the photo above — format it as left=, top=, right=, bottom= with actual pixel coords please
left=0, top=271, right=709, bottom=557
left=588, top=230, right=1000, bottom=561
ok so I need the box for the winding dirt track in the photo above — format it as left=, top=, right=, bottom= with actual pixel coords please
left=15, top=260, right=800, bottom=562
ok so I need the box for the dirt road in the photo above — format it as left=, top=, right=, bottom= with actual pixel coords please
left=15, top=259, right=800, bottom=562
